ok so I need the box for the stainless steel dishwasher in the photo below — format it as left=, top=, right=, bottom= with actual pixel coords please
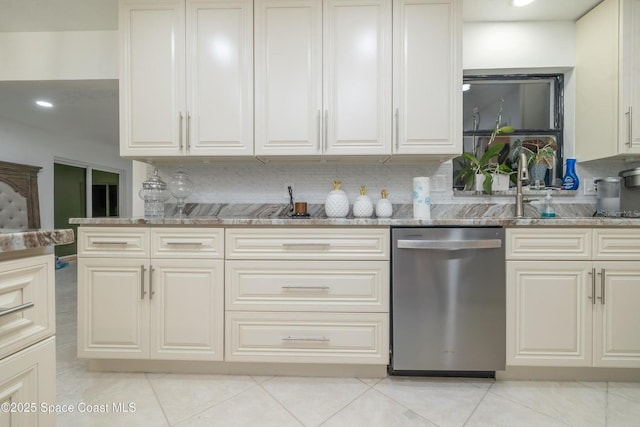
left=390, top=227, right=505, bottom=377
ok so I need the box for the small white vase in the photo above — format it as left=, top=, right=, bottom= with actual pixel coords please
left=325, top=181, right=349, bottom=218
left=375, top=198, right=393, bottom=218
left=353, top=195, right=373, bottom=217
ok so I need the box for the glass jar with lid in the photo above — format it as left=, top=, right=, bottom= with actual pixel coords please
left=139, top=169, right=169, bottom=218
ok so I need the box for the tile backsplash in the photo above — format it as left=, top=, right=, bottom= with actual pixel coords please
left=153, top=159, right=639, bottom=206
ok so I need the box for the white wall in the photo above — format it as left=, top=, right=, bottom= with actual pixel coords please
left=0, top=116, right=131, bottom=229
left=0, top=30, right=128, bottom=227
left=0, top=31, right=118, bottom=81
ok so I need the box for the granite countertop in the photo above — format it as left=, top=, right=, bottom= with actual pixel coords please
left=69, top=203, right=640, bottom=227
left=0, top=229, right=75, bottom=253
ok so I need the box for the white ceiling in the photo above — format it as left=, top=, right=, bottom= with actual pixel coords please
left=0, top=0, right=603, bottom=148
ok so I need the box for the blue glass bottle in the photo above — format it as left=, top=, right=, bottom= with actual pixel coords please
left=562, top=157, right=580, bottom=190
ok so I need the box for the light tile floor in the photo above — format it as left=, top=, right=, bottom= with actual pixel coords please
left=55, top=261, right=640, bottom=426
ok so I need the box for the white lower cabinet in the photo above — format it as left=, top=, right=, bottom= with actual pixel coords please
left=77, top=227, right=224, bottom=361
left=507, top=228, right=640, bottom=368
left=0, top=337, right=56, bottom=427
left=225, top=228, right=390, bottom=365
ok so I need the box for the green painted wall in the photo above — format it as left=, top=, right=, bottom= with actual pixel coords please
left=54, top=163, right=86, bottom=257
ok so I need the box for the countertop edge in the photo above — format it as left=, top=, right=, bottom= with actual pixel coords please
left=0, top=229, right=75, bottom=254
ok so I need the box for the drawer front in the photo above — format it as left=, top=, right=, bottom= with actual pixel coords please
left=78, top=227, right=149, bottom=257
left=593, top=229, right=640, bottom=260
left=225, top=311, right=389, bottom=364
left=150, top=228, right=224, bottom=259
left=225, top=260, right=389, bottom=312
left=0, top=255, right=55, bottom=360
left=225, top=228, right=389, bottom=260
left=506, top=228, right=591, bottom=260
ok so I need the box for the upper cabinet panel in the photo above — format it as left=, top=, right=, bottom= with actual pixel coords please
left=393, top=0, right=462, bottom=158
left=255, top=0, right=391, bottom=157
left=120, top=0, right=185, bottom=156
left=119, top=0, right=253, bottom=158
left=576, top=0, right=640, bottom=161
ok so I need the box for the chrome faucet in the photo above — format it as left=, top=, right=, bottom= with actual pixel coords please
left=515, top=153, right=529, bottom=218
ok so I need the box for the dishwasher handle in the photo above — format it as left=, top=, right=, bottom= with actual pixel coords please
left=397, top=239, right=502, bottom=250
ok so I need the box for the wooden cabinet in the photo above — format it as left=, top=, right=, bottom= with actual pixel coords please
left=0, top=255, right=55, bottom=360
left=254, top=0, right=392, bottom=156
left=506, top=228, right=640, bottom=368
left=392, top=0, right=462, bottom=157
left=576, top=0, right=640, bottom=161
left=0, top=337, right=56, bottom=427
left=225, top=227, right=390, bottom=365
left=77, top=227, right=224, bottom=361
left=119, top=0, right=253, bottom=157
left=0, top=254, right=56, bottom=427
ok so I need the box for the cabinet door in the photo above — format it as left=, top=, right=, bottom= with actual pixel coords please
left=323, top=0, right=391, bottom=155
left=77, top=258, right=150, bottom=359
left=620, top=0, right=640, bottom=154
left=593, top=262, right=640, bottom=367
left=392, top=0, right=461, bottom=156
left=254, top=0, right=322, bottom=155
left=120, top=0, right=185, bottom=157
left=187, top=0, right=253, bottom=155
left=150, top=259, right=224, bottom=360
left=506, top=261, right=593, bottom=367
left=0, top=337, right=56, bottom=427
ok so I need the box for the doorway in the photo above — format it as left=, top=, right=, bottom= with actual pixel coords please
left=54, top=163, right=86, bottom=257
left=54, top=163, right=121, bottom=257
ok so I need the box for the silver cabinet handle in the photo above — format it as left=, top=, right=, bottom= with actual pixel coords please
left=598, top=268, right=606, bottom=305
left=0, top=302, right=34, bottom=318
left=93, top=241, right=128, bottom=245
left=281, top=285, right=330, bottom=291
left=282, top=336, right=330, bottom=343
left=395, top=108, right=400, bottom=151
left=282, top=243, right=330, bottom=250
left=166, top=241, right=203, bottom=246
left=317, top=110, right=321, bottom=151
left=588, top=268, right=596, bottom=305
left=149, top=266, right=155, bottom=300
left=179, top=113, right=184, bottom=151
left=397, top=239, right=502, bottom=250
left=186, top=114, right=191, bottom=152
left=324, top=109, right=328, bottom=151
left=629, top=107, right=633, bottom=147
left=140, top=265, right=147, bottom=300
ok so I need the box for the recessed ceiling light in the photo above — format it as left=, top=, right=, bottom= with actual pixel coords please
left=512, top=0, right=535, bottom=6
left=35, top=100, right=53, bottom=108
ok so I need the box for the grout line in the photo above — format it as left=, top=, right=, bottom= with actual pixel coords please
left=462, top=380, right=493, bottom=426
left=316, top=382, right=372, bottom=426
left=258, top=381, right=306, bottom=426
left=143, top=372, right=173, bottom=426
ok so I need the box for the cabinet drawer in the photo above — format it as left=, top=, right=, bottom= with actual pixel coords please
left=225, top=260, right=389, bottom=312
left=150, top=228, right=224, bottom=258
left=593, top=229, right=640, bottom=260
left=506, top=228, right=591, bottom=260
left=78, top=227, right=149, bottom=257
left=0, top=255, right=55, bottom=360
left=225, top=228, right=389, bottom=260
left=225, top=311, right=388, bottom=364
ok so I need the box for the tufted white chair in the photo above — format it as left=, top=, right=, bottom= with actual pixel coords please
left=0, top=182, right=30, bottom=229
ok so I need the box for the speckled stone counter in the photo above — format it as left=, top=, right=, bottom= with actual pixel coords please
left=0, top=229, right=75, bottom=253
left=69, top=203, right=640, bottom=227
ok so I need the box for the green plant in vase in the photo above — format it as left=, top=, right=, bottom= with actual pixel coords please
left=456, top=99, right=514, bottom=194
left=509, top=138, right=557, bottom=185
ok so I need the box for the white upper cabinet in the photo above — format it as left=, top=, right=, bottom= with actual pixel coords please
left=576, top=0, right=640, bottom=161
left=392, top=0, right=462, bottom=157
left=120, top=0, right=253, bottom=158
left=255, top=0, right=392, bottom=156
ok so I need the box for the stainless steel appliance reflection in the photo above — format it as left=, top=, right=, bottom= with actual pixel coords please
left=390, top=227, right=505, bottom=377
